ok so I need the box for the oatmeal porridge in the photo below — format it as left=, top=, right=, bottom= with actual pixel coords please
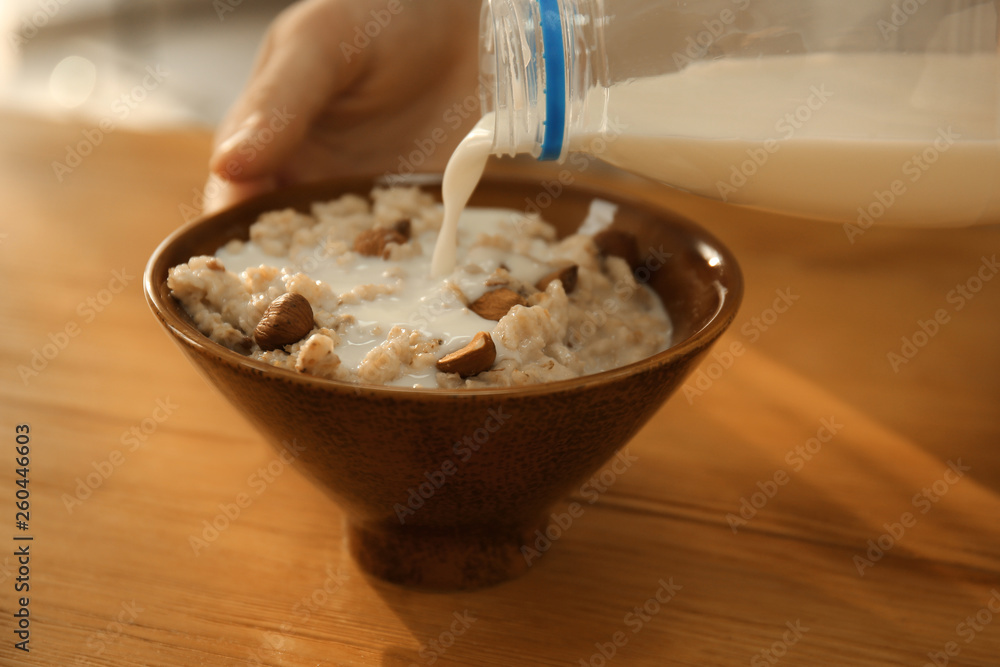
left=167, top=186, right=671, bottom=388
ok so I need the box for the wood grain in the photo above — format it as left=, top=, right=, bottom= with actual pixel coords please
left=1, top=111, right=998, bottom=666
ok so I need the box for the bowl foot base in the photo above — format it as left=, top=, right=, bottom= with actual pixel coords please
left=346, top=518, right=548, bottom=591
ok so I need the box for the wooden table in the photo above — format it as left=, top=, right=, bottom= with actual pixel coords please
left=2, top=110, right=999, bottom=666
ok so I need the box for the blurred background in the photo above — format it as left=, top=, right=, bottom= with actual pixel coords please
left=0, top=0, right=295, bottom=130
left=2, top=0, right=994, bottom=132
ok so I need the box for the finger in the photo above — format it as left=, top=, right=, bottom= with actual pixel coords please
left=209, top=0, right=358, bottom=182
left=201, top=173, right=277, bottom=216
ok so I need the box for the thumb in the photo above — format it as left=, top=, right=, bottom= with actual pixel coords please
left=209, top=2, right=354, bottom=183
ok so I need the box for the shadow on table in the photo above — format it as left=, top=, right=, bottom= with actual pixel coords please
left=359, top=426, right=1000, bottom=666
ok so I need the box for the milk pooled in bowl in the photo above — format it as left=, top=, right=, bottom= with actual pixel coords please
left=167, top=187, right=671, bottom=388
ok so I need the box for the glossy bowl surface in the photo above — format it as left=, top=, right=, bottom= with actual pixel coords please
left=144, top=174, right=742, bottom=589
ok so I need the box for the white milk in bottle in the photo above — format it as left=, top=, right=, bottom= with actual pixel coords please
left=586, top=53, right=1000, bottom=227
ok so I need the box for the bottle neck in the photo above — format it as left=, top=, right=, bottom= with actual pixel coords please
left=481, top=0, right=601, bottom=161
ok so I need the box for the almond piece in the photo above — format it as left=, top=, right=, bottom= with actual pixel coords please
left=535, top=264, right=579, bottom=294
left=253, top=292, right=315, bottom=351
left=593, top=229, right=641, bottom=270
left=392, top=218, right=412, bottom=239
left=469, top=288, right=526, bottom=320
left=436, top=331, right=496, bottom=377
left=353, top=226, right=408, bottom=258
left=206, top=258, right=226, bottom=271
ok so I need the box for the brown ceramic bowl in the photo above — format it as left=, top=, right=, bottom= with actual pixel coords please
left=144, top=174, right=742, bottom=590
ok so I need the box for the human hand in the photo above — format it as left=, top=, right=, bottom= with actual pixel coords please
left=203, top=0, right=481, bottom=213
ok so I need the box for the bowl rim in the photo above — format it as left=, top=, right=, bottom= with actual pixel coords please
left=144, top=173, right=743, bottom=399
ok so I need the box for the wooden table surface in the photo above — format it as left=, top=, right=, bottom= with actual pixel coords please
left=2, top=110, right=999, bottom=666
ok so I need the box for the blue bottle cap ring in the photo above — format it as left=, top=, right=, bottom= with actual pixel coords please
left=538, top=0, right=566, bottom=161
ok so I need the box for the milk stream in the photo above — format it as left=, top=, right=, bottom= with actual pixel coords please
left=431, top=113, right=495, bottom=277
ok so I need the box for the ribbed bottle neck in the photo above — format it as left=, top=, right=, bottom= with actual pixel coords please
left=480, top=0, right=582, bottom=160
